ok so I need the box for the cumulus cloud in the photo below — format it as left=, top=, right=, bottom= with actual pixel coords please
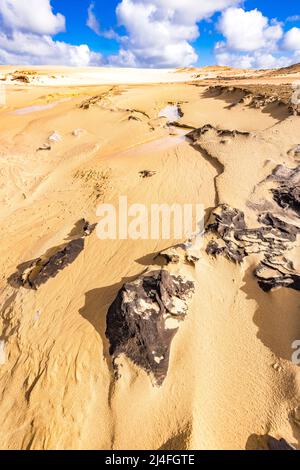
left=0, top=31, right=102, bottom=66
left=0, top=0, right=102, bottom=66
left=109, top=0, right=241, bottom=67
left=215, top=7, right=298, bottom=69
left=284, top=27, right=300, bottom=51
left=218, top=8, right=283, bottom=52
left=0, top=0, right=65, bottom=35
left=216, top=48, right=292, bottom=69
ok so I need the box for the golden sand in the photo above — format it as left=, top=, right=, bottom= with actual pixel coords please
left=0, top=65, right=299, bottom=450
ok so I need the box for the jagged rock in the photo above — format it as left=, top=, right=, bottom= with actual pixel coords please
left=255, top=260, right=300, bottom=292
left=106, top=270, right=195, bottom=385
left=258, top=213, right=299, bottom=242
left=205, top=204, right=300, bottom=292
left=273, top=186, right=300, bottom=216
left=269, top=164, right=300, bottom=216
left=187, top=124, right=250, bottom=142
left=207, top=84, right=297, bottom=115
left=267, top=436, right=296, bottom=451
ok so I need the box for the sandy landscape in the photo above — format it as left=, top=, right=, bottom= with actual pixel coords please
left=0, top=64, right=299, bottom=450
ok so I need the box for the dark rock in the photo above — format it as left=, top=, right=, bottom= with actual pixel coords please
left=270, top=164, right=300, bottom=216
left=106, top=270, right=194, bottom=385
left=267, top=436, right=296, bottom=451
left=205, top=204, right=300, bottom=292
left=139, top=170, right=157, bottom=179
left=37, top=144, right=51, bottom=152
left=16, top=238, right=84, bottom=290
left=255, top=261, right=300, bottom=292
left=11, top=74, right=30, bottom=83
left=9, top=220, right=95, bottom=290
left=187, top=124, right=250, bottom=142
left=258, top=213, right=300, bottom=241
left=273, top=186, right=300, bottom=216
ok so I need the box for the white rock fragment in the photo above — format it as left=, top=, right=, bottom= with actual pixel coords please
left=0, top=340, right=6, bottom=365
left=72, top=128, right=85, bottom=137
left=159, top=105, right=182, bottom=122
left=165, top=317, right=180, bottom=330
left=154, top=355, right=164, bottom=364
left=33, top=310, right=42, bottom=322
left=48, top=131, right=62, bottom=143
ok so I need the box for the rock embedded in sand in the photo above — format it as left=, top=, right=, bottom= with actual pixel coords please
left=139, top=170, right=157, bottom=179
left=48, top=131, right=62, bottom=143
left=17, top=238, right=85, bottom=290
left=10, top=220, right=95, bottom=290
left=106, top=269, right=195, bottom=385
left=37, top=143, right=51, bottom=152
left=267, top=436, right=296, bottom=451
left=205, top=203, right=300, bottom=292
left=269, top=165, right=300, bottom=215
left=72, top=128, right=85, bottom=137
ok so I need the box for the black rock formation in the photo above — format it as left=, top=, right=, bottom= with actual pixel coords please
left=187, top=124, right=250, bottom=142
left=9, top=219, right=95, bottom=290
left=269, top=164, right=300, bottom=216
left=106, top=269, right=194, bottom=385
left=205, top=204, right=300, bottom=292
left=267, top=436, right=296, bottom=451
left=139, top=170, right=157, bottom=179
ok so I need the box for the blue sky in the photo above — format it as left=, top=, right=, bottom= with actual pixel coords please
left=0, top=0, right=299, bottom=68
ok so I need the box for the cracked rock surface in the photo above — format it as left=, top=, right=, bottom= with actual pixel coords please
left=106, top=269, right=194, bottom=385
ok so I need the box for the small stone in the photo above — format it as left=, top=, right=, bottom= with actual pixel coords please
left=37, top=143, right=51, bottom=151
left=72, top=128, right=85, bottom=137
left=139, top=170, right=156, bottom=179
left=48, top=131, right=62, bottom=143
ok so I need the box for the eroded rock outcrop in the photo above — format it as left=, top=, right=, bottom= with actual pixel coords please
left=205, top=204, right=300, bottom=292
left=270, top=165, right=300, bottom=216
left=207, top=84, right=299, bottom=116
left=187, top=124, right=250, bottom=141
left=106, top=270, right=195, bottom=385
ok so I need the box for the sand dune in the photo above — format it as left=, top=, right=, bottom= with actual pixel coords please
left=0, top=66, right=299, bottom=450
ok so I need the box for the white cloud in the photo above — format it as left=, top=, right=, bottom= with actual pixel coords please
left=215, top=7, right=298, bottom=69
left=218, top=8, right=283, bottom=52
left=0, top=31, right=102, bottom=66
left=0, top=0, right=65, bottom=35
left=0, top=0, right=102, bottom=66
left=110, top=0, right=241, bottom=67
left=284, top=27, right=300, bottom=51
left=87, top=2, right=101, bottom=36
left=216, top=48, right=293, bottom=69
